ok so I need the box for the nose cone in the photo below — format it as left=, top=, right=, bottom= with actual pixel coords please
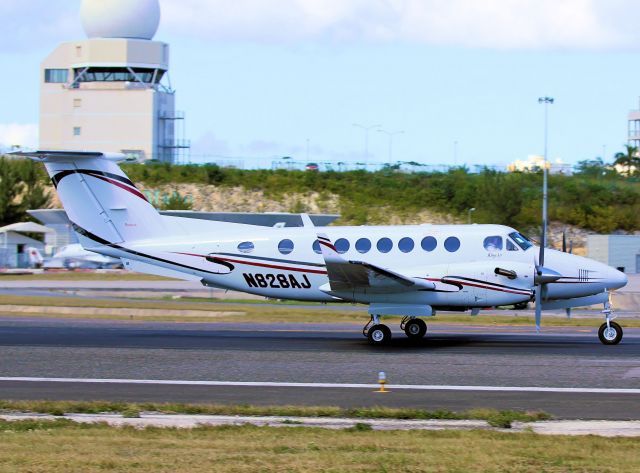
left=606, top=267, right=628, bottom=290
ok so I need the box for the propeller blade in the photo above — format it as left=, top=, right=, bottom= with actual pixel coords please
left=565, top=308, right=571, bottom=319
left=535, top=285, right=542, bottom=332
left=562, top=231, right=567, bottom=253
left=569, top=240, right=573, bottom=254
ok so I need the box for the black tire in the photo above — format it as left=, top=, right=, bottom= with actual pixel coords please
left=598, top=322, right=623, bottom=345
left=404, top=318, right=427, bottom=339
left=367, top=324, right=391, bottom=346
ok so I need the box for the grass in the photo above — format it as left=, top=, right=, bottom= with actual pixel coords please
left=0, top=271, right=174, bottom=281
left=0, top=400, right=551, bottom=426
left=0, top=293, right=637, bottom=327
left=0, top=420, right=639, bottom=472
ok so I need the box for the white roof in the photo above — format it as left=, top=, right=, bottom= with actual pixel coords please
left=0, top=222, right=54, bottom=234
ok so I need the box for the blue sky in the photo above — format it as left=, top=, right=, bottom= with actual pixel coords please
left=1, top=0, right=640, bottom=167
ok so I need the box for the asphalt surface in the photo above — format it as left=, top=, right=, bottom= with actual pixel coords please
left=0, top=316, right=639, bottom=419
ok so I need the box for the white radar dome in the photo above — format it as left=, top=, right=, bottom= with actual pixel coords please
left=81, top=0, right=161, bottom=40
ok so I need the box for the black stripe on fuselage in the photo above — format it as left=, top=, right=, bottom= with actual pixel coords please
left=52, top=169, right=137, bottom=189
left=445, top=275, right=531, bottom=293
left=214, top=252, right=326, bottom=268
left=71, top=223, right=230, bottom=277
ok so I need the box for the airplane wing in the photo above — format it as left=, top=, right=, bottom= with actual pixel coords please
left=316, top=234, right=435, bottom=293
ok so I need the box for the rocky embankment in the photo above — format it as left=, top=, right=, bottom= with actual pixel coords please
left=44, top=183, right=592, bottom=255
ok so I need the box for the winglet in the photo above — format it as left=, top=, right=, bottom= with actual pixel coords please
left=316, top=233, right=344, bottom=264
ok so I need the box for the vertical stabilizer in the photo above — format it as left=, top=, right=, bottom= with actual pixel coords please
left=15, top=151, right=166, bottom=245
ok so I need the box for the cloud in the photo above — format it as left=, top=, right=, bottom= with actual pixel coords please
left=0, top=0, right=81, bottom=52
left=160, top=0, right=636, bottom=50
left=0, top=124, right=38, bottom=150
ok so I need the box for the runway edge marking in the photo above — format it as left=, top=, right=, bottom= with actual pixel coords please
left=0, top=377, right=639, bottom=394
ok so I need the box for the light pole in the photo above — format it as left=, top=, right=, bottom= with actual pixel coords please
left=468, top=207, right=476, bottom=224
left=538, top=96, right=554, bottom=256
left=353, top=123, right=381, bottom=164
left=377, top=129, right=404, bottom=162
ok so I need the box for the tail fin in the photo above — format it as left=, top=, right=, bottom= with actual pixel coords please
left=26, top=247, right=44, bottom=267
left=13, top=151, right=166, bottom=245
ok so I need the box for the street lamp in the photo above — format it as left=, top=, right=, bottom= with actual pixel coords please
left=538, top=96, right=554, bottom=256
left=468, top=207, right=476, bottom=224
left=353, top=123, right=381, bottom=164
left=377, top=129, right=404, bottom=162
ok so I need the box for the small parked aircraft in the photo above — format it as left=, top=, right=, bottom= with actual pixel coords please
left=44, top=243, right=122, bottom=269
left=14, top=151, right=628, bottom=345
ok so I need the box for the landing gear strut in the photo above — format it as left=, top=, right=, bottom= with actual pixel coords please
left=401, top=317, right=427, bottom=340
left=598, top=295, right=623, bottom=345
left=363, top=314, right=392, bottom=346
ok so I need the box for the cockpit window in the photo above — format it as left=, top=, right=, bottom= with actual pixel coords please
left=509, top=232, right=532, bottom=250
left=483, top=236, right=503, bottom=251
left=506, top=239, right=518, bottom=251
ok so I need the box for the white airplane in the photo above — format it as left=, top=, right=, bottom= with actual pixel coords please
left=44, top=243, right=122, bottom=269
left=14, top=151, right=628, bottom=345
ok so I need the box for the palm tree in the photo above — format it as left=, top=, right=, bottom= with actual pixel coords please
left=614, top=144, right=638, bottom=177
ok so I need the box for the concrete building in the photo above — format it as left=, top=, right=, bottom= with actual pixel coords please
left=507, top=155, right=573, bottom=175
left=587, top=235, right=640, bottom=274
left=0, top=223, right=51, bottom=268
left=39, top=0, right=188, bottom=162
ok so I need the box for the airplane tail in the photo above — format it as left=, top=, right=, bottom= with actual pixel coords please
left=13, top=151, right=167, bottom=247
left=26, top=247, right=44, bottom=268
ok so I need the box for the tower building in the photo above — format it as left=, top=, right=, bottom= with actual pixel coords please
left=39, top=0, right=188, bottom=162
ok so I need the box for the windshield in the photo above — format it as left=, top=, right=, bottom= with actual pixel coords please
left=509, top=232, right=533, bottom=251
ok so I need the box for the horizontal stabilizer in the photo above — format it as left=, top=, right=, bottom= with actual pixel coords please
left=10, top=150, right=130, bottom=162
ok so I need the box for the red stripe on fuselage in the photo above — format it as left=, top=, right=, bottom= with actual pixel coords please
left=174, top=252, right=328, bottom=275
left=424, top=277, right=531, bottom=296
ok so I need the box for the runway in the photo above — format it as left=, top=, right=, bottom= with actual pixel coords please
left=0, top=316, right=639, bottom=419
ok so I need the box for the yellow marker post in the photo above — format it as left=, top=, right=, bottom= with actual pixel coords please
left=376, top=371, right=388, bottom=393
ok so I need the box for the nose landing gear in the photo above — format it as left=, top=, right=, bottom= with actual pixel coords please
left=598, top=294, right=623, bottom=345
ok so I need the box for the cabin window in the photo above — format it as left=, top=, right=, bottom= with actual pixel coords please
left=509, top=232, right=533, bottom=250
left=312, top=240, right=322, bottom=254
left=355, top=238, right=371, bottom=254
left=483, top=236, right=503, bottom=251
left=377, top=237, right=393, bottom=253
left=335, top=238, right=350, bottom=254
left=278, top=239, right=294, bottom=255
left=444, top=236, right=461, bottom=252
left=421, top=236, right=437, bottom=252
left=237, top=241, right=255, bottom=253
left=398, top=237, right=414, bottom=253
left=506, top=239, right=518, bottom=251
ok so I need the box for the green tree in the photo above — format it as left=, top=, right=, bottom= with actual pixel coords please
left=14, top=159, right=51, bottom=212
left=158, top=191, right=193, bottom=210
left=0, top=157, right=25, bottom=226
left=614, top=145, right=639, bottom=177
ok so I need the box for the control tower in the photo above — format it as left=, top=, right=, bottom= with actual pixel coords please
left=39, top=0, right=189, bottom=162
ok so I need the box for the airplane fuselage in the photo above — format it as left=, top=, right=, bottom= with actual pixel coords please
left=94, top=222, right=626, bottom=311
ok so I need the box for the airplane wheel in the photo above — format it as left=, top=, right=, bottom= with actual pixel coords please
left=598, top=322, right=623, bottom=345
left=367, top=324, right=391, bottom=346
left=404, top=318, right=427, bottom=339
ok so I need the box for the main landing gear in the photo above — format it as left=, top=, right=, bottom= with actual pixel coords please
left=598, top=296, right=623, bottom=345
left=363, top=315, right=428, bottom=346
